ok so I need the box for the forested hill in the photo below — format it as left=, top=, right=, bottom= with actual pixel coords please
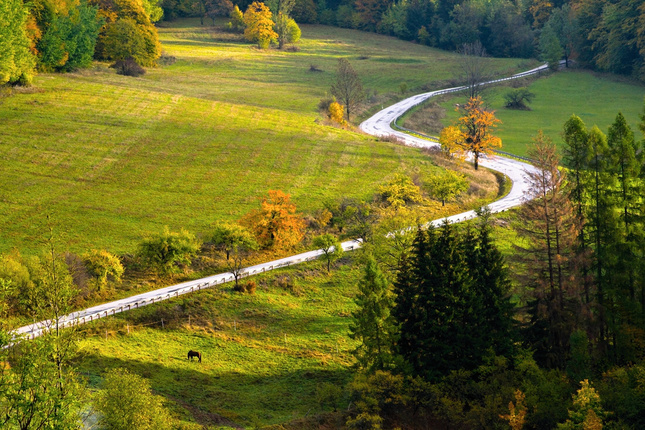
left=161, top=0, right=645, bottom=81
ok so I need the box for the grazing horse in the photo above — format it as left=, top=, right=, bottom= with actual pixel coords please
left=187, top=350, right=202, bottom=363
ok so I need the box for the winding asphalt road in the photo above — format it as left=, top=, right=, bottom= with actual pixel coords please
left=11, top=64, right=548, bottom=341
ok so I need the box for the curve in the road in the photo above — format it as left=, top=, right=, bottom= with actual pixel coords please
left=11, top=64, right=548, bottom=342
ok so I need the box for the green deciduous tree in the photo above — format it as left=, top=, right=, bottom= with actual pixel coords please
left=313, top=233, right=343, bottom=272
left=330, top=58, right=365, bottom=121
left=0, top=0, right=36, bottom=85
left=426, top=170, right=468, bottom=206
left=210, top=222, right=255, bottom=260
left=37, top=0, right=103, bottom=72
left=96, top=368, right=172, bottom=430
left=504, top=87, right=535, bottom=110
left=349, top=255, right=396, bottom=372
left=138, top=227, right=201, bottom=274
left=539, top=22, right=563, bottom=71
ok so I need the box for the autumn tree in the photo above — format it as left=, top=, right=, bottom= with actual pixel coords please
left=91, top=0, right=162, bottom=66
left=440, top=96, right=502, bottom=170
left=377, top=173, right=423, bottom=209
left=313, top=233, right=343, bottom=272
left=328, top=100, right=346, bottom=125
left=228, top=5, right=245, bottom=32
left=0, top=0, right=35, bottom=85
left=330, top=58, right=365, bottom=121
left=243, top=1, right=278, bottom=48
left=240, top=189, right=305, bottom=250
left=515, top=131, right=582, bottom=368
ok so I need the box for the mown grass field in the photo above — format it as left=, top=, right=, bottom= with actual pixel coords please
left=0, top=19, right=533, bottom=255
left=402, top=69, right=645, bottom=156
left=75, top=258, right=362, bottom=429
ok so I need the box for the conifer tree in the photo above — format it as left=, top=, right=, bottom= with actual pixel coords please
left=350, top=255, right=396, bottom=372
left=515, top=132, right=581, bottom=368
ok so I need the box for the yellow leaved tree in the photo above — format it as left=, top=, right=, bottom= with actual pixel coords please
left=243, top=1, right=278, bottom=49
left=439, top=96, right=502, bottom=170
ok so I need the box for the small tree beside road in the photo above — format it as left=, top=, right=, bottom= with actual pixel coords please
left=313, top=234, right=343, bottom=272
left=439, top=96, right=502, bottom=170
left=330, top=58, right=365, bottom=122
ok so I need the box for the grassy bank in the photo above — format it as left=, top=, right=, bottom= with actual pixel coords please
left=75, top=258, right=362, bottom=429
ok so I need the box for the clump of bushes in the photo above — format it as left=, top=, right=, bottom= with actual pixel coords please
left=234, top=280, right=256, bottom=294
left=504, top=87, right=535, bottom=110
left=111, top=57, right=145, bottom=77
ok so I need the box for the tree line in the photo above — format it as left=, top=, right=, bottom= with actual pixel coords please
left=344, top=99, right=645, bottom=428
left=157, top=0, right=645, bottom=82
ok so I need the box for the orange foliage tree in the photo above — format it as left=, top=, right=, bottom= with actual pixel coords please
left=240, top=190, right=305, bottom=250
left=439, top=96, right=502, bottom=170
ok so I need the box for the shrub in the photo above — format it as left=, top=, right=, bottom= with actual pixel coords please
left=96, top=368, right=172, bottom=430
left=318, top=95, right=334, bottom=112
left=138, top=227, right=201, bottom=274
left=111, top=57, right=146, bottom=77
left=377, top=173, right=423, bottom=208
left=328, top=101, right=346, bottom=126
left=309, top=64, right=322, bottom=72
left=229, top=5, right=245, bottom=32
left=82, top=250, right=124, bottom=291
left=504, top=87, right=535, bottom=110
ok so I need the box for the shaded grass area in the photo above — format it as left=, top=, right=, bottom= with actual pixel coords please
left=0, top=19, right=534, bottom=255
left=74, top=258, right=361, bottom=428
left=402, top=69, right=645, bottom=156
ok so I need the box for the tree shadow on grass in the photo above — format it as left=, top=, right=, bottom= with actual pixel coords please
left=77, top=353, right=351, bottom=428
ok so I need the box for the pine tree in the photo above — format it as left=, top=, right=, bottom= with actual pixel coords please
left=539, top=23, right=563, bottom=71
left=350, top=255, right=396, bottom=372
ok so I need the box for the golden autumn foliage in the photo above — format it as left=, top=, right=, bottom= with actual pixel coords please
left=240, top=190, right=305, bottom=250
left=499, top=390, right=527, bottom=430
left=328, top=101, right=347, bottom=126
left=243, top=1, right=277, bottom=49
left=439, top=96, right=502, bottom=170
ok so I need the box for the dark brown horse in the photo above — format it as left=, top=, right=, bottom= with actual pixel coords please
left=187, top=350, right=202, bottom=363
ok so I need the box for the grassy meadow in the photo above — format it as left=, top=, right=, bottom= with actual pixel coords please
left=0, top=19, right=534, bottom=255
left=402, top=69, right=645, bottom=156
left=75, top=258, right=362, bottom=429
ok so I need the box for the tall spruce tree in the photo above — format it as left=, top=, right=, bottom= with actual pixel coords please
left=349, top=255, right=396, bottom=372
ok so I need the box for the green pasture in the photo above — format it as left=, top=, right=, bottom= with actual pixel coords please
left=402, top=69, right=645, bottom=156
left=0, top=19, right=531, bottom=255
left=75, top=258, right=361, bottom=428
